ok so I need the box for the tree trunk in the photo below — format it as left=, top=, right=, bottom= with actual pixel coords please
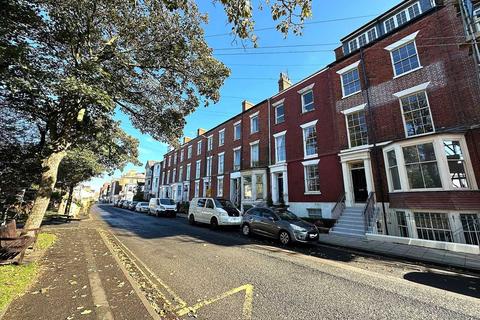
left=64, top=184, right=74, bottom=216
left=23, top=150, right=67, bottom=234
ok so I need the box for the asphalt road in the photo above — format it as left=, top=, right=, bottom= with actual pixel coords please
left=92, top=204, right=480, bottom=320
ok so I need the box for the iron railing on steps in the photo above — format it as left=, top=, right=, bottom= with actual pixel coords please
left=331, top=192, right=346, bottom=220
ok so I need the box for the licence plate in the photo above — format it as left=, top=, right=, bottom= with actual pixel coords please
left=309, top=233, right=318, bottom=238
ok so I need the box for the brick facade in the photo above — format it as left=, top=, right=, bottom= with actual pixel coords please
left=151, top=0, right=480, bottom=238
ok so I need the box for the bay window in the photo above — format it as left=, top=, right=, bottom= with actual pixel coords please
left=243, top=176, right=252, bottom=200
left=403, top=143, right=441, bottom=189
left=383, top=135, right=475, bottom=193
left=443, top=140, right=468, bottom=188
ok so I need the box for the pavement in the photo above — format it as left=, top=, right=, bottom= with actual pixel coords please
left=2, top=220, right=160, bottom=320
left=87, top=204, right=480, bottom=319
left=317, top=234, right=480, bottom=272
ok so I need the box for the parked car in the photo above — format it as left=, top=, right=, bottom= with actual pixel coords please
left=241, top=207, right=319, bottom=245
left=121, top=200, right=131, bottom=209
left=113, top=200, right=121, bottom=207
left=149, top=198, right=177, bottom=217
left=188, top=198, right=241, bottom=229
left=128, top=201, right=138, bottom=210
left=116, top=200, right=125, bottom=208
left=135, top=202, right=150, bottom=213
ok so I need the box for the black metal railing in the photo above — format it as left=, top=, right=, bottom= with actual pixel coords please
left=363, top=192, right=376, bottom=233
left=331, top=192, right=346, bottom=220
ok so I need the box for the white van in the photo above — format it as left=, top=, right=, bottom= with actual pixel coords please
left=149, top=198, right=177, bottom=217
left=188, top=198, right=242, bottom=228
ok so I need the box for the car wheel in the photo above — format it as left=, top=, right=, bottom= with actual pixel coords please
left=188, top=214, right=195, bottom=225
left=210, top=217, right=218, bottom=230
left=242, top=224, right=251, bottom=237
left=279, top=230, right=291, bottom=245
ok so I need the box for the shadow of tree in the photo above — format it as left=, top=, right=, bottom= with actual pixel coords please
left=404, top=271, right=480, bottom=298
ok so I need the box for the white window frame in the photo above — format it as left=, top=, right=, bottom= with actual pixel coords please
left=218, top=152, right=225, bottom=175
left=172, top=168, right=176, bottom=183
left=250, top=140, right=260, bottom=167
left=385, top=31, right=422, bottom=78
left=382, top=134, right=477, bottom=193
left=341, top=104, right=368, bottom=149
left=234, top=120, right=241, bottom=140
left=218, top=129, right=225, bottom=146
left=233, top=146, right=241, bottom=171
left=250, top=111, right=259, bottom=134
left=217, top=176, right=224, bottom=197
left=300, top=120, right=318, bottom=159
left=273, top=130, right=287, bottom=164
left=383, top=2, right=422, bottom=34
left=274, top=100, right=285, bottom=124
left=393, top=82, right=434, bottom=138
left=337, top=60, right=361, bottom=98
left=167, top=170, right=170, bottom=184
left=197, top=141, right=202, bottom=155
left=179, top=166, right=183, bottom=182
left=302, top=159, right=321, bottom=195
left=186, top=163, right=191, bottom=181
left=195, top=160, right=201, bottom=179
left=180, top=149, right=184, bottom=162
left=207, top=135, right=213, bottom=151
left=206, top=156, right=212, bottom=177
left=187, top=145, right=192, bottom=159
left=194, top=180, right=200, bottom=197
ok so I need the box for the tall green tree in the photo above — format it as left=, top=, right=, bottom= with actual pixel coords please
left=1, top=0, right=312, bottom=230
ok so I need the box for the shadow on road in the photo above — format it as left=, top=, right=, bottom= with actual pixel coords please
left=404, top=271, right=480, bottom=298
left=95, top=204, right=360, bottom=264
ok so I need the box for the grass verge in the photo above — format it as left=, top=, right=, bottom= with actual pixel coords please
left=0, top=233, right=57, bottom=313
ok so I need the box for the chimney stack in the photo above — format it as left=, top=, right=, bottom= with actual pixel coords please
left=183, top=136, right=191, bottom=144
left=197, top=128, right=206, bottom=137
left=278, top=72, right=292, bottom=92
left=242, top=100, right=254, bottom=112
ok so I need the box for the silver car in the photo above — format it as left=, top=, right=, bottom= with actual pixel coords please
left=241, top=207, right=319, bottom=245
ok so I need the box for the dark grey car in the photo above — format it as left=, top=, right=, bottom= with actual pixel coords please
left=241, top=207, right=319, bottom=245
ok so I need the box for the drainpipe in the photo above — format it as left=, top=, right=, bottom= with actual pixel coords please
left=267, top=98, right=272, bottom=205
left=360, top=47, right=389, bottom=235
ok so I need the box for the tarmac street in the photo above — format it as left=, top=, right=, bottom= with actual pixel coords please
left=93, top=204, right=480, bottom=320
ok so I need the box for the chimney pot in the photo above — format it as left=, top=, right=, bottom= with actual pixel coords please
left=183, top=136, right=191, bottom=144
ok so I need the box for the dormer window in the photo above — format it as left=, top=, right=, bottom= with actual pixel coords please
left=383, top=2, right=422, bottom=34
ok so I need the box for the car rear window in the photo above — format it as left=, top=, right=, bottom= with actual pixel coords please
left=197, top=199, right=206, bottom=207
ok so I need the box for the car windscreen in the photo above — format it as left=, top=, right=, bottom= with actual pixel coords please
left=275, top=210, right=299, bottom=221
left=160, top=199, right=175, bottom=205
left=139, top=202, right=148, bottom=206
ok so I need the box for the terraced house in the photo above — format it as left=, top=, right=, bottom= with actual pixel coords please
left=154, top=0, right=480, bottom=251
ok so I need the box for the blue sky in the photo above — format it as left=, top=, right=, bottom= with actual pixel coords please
left=88, top=0, right=400, bottom=191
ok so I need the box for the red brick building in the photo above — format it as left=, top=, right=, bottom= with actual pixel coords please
left=153, top=0, right=480, bottom=248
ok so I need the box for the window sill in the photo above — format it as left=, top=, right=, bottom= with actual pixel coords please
left=250, top=131, right=259, bottom=135
left=304, top=154, right=318, bottom=160
left=393, top=66, right=423, bottom=79
left=304, top=191, right=321, bottom=195
left=301, top=108, right=315, bottom=115
left=341, top=91, right=361, bottom=100
left=404, top=130, right=435, bottom=139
